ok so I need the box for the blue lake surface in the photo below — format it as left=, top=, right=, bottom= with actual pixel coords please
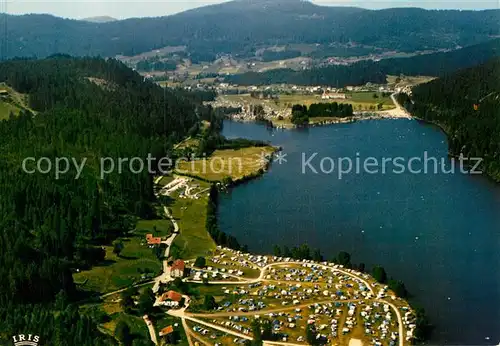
left=219, top=119, right=500, bottom=345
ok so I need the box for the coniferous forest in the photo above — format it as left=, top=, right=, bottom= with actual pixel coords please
left=397, top=58, right=500, bottom=181
left=0, top=56, right=212, bottom=344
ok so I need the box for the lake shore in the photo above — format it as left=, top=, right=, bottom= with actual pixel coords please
left=227, top=110, right=413, bottom=129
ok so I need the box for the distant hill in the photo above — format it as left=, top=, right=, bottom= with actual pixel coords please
left=225, top=39, right=500, bottom=86
left=82, top=16, right=117, bottom=23
left=399, top=58, right=500, bottom=181
left=0, top=0, right=498, bottom=59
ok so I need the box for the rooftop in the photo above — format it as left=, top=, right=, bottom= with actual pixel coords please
left=161, top=290, right=183, bottom=302
left=171, top=259, right=185, bottom=271
left=159, top=325, right=174, bottom=336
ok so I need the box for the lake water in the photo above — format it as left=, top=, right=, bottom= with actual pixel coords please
left=219, top=119, right=500, bottom=345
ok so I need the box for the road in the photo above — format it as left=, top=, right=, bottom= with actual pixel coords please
left=376, top=298, right=405, bottom=346
left=146, top=178, right=182, bottom=343
left=182, top=318, right=196, bottom=346
left=181, top=315, right=253, bottom=341
left=152, top=205, right=179, bottom=293
left=264, top=341, right=307, bottom=346
left=143, top=315, right=158, bottom=345
left=386, top=93, right=413, bottom=119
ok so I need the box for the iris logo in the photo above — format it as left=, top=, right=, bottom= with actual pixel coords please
left=12, top=334, right=40, bottom=346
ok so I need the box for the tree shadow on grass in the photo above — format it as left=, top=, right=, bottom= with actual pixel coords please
left=118, top=255, right=139, bottom=260
left=99, top=259, right=117, bottom=266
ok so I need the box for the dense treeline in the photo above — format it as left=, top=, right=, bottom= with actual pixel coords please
left=0, top=302, right=113, bottom=345
left=226, top=63, right=387, bottom=87
left=291, top=102, right=354, bottom=125
left=0, top=3, right=498, bottom=60
left=398, top=58, right=500, bottom=181
left=226, top=39, right=500, bottom=86
left=0, top=56, right=208, bottom=344
left=261, top=50, right=302, bottom=62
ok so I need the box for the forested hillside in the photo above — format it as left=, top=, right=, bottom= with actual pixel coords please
left=398, top=58, right=500, bottom=181
left=0, top=0, right=498, bottom=60
left=225, top=39, right=500, bottom=86
left=0, top=57, right=210, bottom=344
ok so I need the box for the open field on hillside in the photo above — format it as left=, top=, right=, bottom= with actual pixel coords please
left=74, top=228, right=163, bottom=294
left=0, top=83, right=33, bottom=119
left=0, top=101, right=21, bottom=120
left=79, top=285, right=158, bottom=345
left=171, top=194, right=215, bottom=260
left=175, top=137, right=201, bottom=150
left=156, top=176, right=216, bottom=259
left=176, top=146, right=276, bottom=182
left=136, top=219, right=174, bottom=238
left=102, top=305, right=150, bottom=341
left=386, top=75, right=436, bottom=86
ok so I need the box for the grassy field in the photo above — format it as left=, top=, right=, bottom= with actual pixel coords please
left=221, top=94, right=286, bottom=112
left=175, top=137, right=201, bottom=150
left=101, top=299, right=151, bottom=343
left=387, top=74, right=436, bottom=86
left=205, top=260, right=261, bottom=279
left=136, top=219, right=174, bottom=238
left=79, top=294, right=154, bottom=344
left=0, top=83, right=34, bottom=120
left=171, top=191, right=216, bottom=260
left=103, top=306, right=148, bottom=337
left=176, top=146, right=276, bottom=182
left=155, top=315, right=190, bottom=346
left=159, top=177, right=217, bottom=260
left=74, top=228, right=162, bottom=294
left=0, top=101, right=21, bottom=120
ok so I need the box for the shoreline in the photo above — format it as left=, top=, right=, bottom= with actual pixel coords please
left=227, top=111, right=414, bottom=129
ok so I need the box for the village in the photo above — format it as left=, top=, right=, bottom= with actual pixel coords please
left=197, top=78, right=417, bottom=127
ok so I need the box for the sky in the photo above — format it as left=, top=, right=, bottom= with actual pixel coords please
left=0, top=0, right=497, bottom=19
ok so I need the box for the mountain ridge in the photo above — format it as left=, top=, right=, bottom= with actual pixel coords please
left=0, top=1, right=498, bottom=59
left=82, top=16, right=117, bottom=23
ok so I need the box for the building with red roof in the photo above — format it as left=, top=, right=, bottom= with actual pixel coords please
left=159, top=325, right=174, bottom=337
left=170, top=259, right=185, bottom=278
left=146, top=233, right=162, bottom=245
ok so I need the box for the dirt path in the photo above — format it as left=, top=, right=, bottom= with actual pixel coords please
left=349, top=338, right=363, bottom=346
left=182, top=315, right=253, bottom=341
left=152, top=204, right=179, bottom=293
left=182, top=319, right=196, bottom=346
left=143, top=316, right=158, bottom=345
left=99, top=280, right=155, bottom=299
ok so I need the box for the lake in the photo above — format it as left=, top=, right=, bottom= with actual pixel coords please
left=219, top=119, right=500, bottom=345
